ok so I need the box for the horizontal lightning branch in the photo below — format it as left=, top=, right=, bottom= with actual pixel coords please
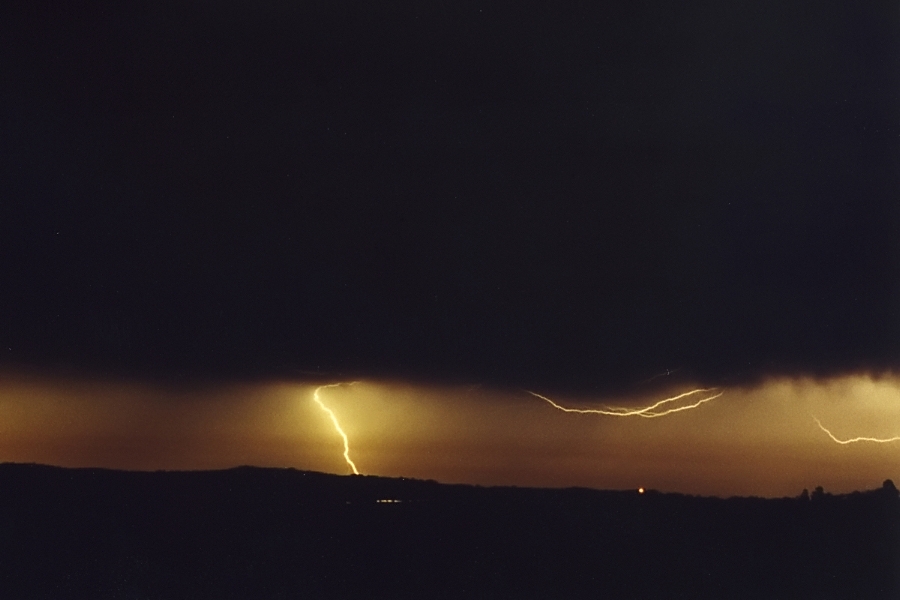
left=813, top=416, right=900, bottom=445
left=526, top=388, right=723, bottom=418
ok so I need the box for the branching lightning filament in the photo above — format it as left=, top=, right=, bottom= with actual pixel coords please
left=313, top=383, right=360, bottom=474
left=813, top=416, right=900, bottom=445
left=526, top=388, right=723, bottom=418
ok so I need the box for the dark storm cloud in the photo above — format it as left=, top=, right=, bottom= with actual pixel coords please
left=1, top=1, right=897, bottom=393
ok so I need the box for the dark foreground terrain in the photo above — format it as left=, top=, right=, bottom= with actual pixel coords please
left=0, top=464, right=897, bottom=599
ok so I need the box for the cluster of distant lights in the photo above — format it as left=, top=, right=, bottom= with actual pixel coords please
left=311, top=380, right=900, bottom=480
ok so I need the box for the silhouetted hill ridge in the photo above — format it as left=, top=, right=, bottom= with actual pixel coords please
left=1, top=463, right=897, bottom=599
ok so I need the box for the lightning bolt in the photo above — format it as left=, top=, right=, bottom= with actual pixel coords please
left=813, top=416, right=900, bottom=445
left=313, top=383, right=360, bottom=474
left=526, top=388, right=723, bottom=418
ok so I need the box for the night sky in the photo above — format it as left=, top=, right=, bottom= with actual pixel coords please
left=2, top=1, right=898, bottom=394
left=1, top=2, right=899, bottom=496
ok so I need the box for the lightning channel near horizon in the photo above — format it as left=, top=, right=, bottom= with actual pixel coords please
left=312, top=383, right=360, bottom=474
left=526, top=388, right=723, bottom=418
left=813, top=416, right=900, bottom=445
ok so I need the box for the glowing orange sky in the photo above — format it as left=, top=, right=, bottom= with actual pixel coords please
left=0, top=369, right=897, bottom=497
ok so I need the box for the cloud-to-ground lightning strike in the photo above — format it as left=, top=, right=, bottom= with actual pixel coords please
left=526, top=388, right=723, bottom=418
left=813, top=416, right=900, bottom=445
left=313, top=383, right=360, bottom=474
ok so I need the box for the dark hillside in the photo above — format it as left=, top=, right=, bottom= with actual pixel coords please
left=0, top=464, right=897, bottom=599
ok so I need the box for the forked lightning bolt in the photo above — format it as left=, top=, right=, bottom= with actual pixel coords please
left=313, top=383, right=360, bottom=474
left=527, top=388, right=723, bottom=418
left=813, top=416, right=900, bottom=445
